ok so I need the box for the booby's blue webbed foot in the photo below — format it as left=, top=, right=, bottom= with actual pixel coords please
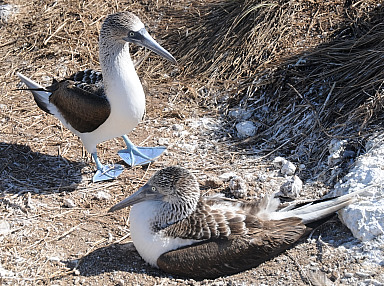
left=93, top=164, right=124, bottom=183
left=118, top=135, right=166, bottom=166
left=92, top=153, right=124, bottom=183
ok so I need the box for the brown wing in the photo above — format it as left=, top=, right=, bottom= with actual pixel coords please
left=157, top=217, right=307, bottom=279
left=162, top=201, right=249, bottom=240
left=48, top=80, right=110, bottom=133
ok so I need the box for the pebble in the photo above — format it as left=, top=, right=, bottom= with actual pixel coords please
left=229, top=176, right=248, bottom=198
left=355, top=271, right=371, bottom=278
left=48, top=256, right=61, bottom=262
left=228, top=108, right=253, bottom=120
left=203, top=176, right=224, bottom=188
left=273, top=157, right=296, bottom=175
left=327, top=139, right=347, bottom=166
left=181, top=143, right=197, bottom=153
left=219, top=172, right=237, bottom=182
left=171, top=124, right=184, bottom=131
left=63, top=198, right=76, bottom=208
left=236, top=121, right=256, bottom=138
left=364, top=279, right=384, bottom=286
left=94, top=191, right=111, bottom=200
left=279, top=175, right=303, bottom=198
left=0, top=220, right=11, bottom=236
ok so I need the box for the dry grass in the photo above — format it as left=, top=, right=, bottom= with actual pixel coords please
left=157, top=0, right=384, bottom=182
left=1, top=0, right=384, bottom=285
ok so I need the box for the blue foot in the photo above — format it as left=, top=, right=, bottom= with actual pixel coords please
left=92, top=164, right=124, bottom=183
left=91, top=152, right=124, bottom=183
left=118, top=135, right=166, bottom=166
left=118, top=146, right=166, bottom=166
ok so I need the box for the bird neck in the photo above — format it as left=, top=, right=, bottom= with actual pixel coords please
left=98, top=38, right=143, bottom=98
left=148, top=197, right=198, bottom=232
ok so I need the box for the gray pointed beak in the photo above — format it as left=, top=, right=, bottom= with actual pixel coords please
left=124, top=28, right=177, bottom=65
left=108, top=183, right=162, bottom=212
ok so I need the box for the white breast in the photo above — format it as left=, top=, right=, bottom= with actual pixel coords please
left=129, top=201, right=199, bottom=267
left=79, top=44, right=146, bottom=153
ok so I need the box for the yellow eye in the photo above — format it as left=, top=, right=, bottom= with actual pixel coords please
left=151, top=187, right=156, bottom=191
left=129, top=31, right=135, bottom=37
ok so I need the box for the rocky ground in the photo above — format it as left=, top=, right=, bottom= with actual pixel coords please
left=1, top=1, right=383, bottom=285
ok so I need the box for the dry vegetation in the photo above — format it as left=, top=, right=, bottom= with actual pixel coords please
left=1, top=0, right=384, bottom=285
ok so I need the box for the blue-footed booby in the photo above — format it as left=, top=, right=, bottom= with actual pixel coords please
left=109, top=166, right=363, bottom=279
left=17, top=11, right=176, bottom=182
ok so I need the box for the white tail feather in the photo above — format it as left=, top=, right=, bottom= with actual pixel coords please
left=17, top=72, right=52, bottom=113
left=260, top=190, right=364, bottom=224
left=17, top=72, right=44, bottom=89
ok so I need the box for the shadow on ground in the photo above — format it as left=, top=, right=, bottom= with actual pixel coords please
left=74, top=242, right=167, bottom=278
left=0, top=142, right=84, bottom=194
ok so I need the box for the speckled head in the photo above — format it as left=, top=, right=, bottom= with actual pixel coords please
left=100, top=11, right=177, bottom=64
left=108, top=166, right=200, bottom=213
left=101, top=12, right=144, bottom=41
left=148, top=166, right=200, bottom=204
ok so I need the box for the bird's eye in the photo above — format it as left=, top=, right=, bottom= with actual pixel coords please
left=129, top=31, right=135, bottom=37
left=151, top=186, right=156, bottom=192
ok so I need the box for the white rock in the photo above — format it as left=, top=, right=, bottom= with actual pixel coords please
left=229, top=176, right=248, bottom=198
left=48, top=256, right=61, bottom=262
left=158, top=138, right=170, bottom=146
left=330, top=133, right=384, bottom=271
left=0, top=220, right=11, bottom=236
left=94, top=191, right=111, bottom=200
left=182, top=143, right=197, bottom=153
left=280, top=175, right=303, bottom=198
left=63, top=198, right=76, bottom=208
left=171, top=124, right=184, bottom=131
left=219, top=172, right=237, bottom=182
left=327, top=139, right=347, bottom=166
left=0, top=4, right=17, bottom=22
left=236, top=121, right=256, bottom=138
left=228, top=108, right=253, bottom=120
left=273, top=157, right=296, bottom=175
left=333, top=135, right=384, bottom=242
left=0, top=262, right=14, bottom=278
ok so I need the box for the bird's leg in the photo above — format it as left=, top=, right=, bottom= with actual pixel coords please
left=118, top=135, right=166, bottom=166
left=91, top=152, right=124, bottom=183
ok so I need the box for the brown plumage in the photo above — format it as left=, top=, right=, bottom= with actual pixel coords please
left=47, top=77, right=110, bottom=133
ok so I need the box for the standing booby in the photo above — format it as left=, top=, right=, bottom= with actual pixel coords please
left=17, top=11, right=177, bottom=182
left=109, top=166, right=363, bottom=279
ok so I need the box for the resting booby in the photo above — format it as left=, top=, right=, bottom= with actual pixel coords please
left=109, top=166, right=363, bottom=279
left=17, top=11, right=177, bottom=182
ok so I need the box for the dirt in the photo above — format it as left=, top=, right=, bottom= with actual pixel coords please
left=1, top=1, right=383, bottom=286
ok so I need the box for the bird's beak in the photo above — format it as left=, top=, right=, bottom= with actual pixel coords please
left=108, top=183, right=162, bottom=212
left=124, top=28, right=177, bottom=65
